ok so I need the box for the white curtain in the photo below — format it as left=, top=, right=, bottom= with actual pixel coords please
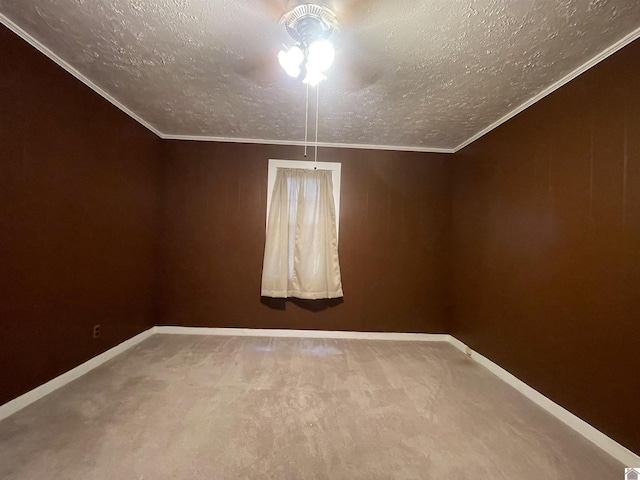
left=261, top=167, right=343, bottom=299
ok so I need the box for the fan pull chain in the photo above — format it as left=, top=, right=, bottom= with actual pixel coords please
left=314, top=82, right=320, bottom=164
left=304, top=82, right=309, bottom=157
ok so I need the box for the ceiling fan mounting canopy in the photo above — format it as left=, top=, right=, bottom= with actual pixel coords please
left=279, top=3, right=340, bottom=47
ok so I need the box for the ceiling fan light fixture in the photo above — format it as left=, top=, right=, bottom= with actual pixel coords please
left=279, top=4, right=339, bottom=44
left=277, top=3, right=339, bottom=84
left=307, top=40, right=335, bottom=73
left=277, top=45, right=304, bottom=77
left=276, top=3, right=339, bottom=158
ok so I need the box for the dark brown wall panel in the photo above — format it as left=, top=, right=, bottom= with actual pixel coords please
left=452, top=39, right=640, bottom=453
left=0, top=26, right=161, bottom=404
left=159, top=142, right=451, bottom=333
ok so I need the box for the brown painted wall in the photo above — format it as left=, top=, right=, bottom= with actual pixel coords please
left=451, top=39, right=640, bottom=453
left=159, top=141, right=451, bottom=333
left=0, top=26, right=161, bottom=404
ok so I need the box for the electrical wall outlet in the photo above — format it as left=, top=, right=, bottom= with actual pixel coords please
left=92, top=324, right=101, bottom=339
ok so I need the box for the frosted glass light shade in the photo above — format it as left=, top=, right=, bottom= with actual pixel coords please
left=307, top=40, right=335, bottom=73
left=278, top=45, right=304, bottom=77
left=303, top=68, right=326, bottom=86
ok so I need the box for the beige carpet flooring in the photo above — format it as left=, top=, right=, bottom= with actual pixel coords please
left=0, top=334, right=623, bottom=479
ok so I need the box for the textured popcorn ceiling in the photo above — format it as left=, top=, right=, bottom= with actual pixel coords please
left=1, top=0, right=640, bottom=151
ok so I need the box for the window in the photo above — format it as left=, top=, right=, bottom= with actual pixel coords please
left=261, top=159, right=343, bottom=299
left=266, top=160, right=341, bottom=237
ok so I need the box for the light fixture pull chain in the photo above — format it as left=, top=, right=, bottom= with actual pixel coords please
left=304, top=82, right=309, bottom=157
left=315, top=82, right=320, bottom=163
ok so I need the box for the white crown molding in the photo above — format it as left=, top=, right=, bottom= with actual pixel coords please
left=4, top=10, right=639, bottom=155
left=0, top=327, right=154, bottom=422
left=447, top=336, right=640, bottom=466
left=0, top=13, right=164, bottom=138
left=1, top=325, right=637, bottom=466
left=453, top=24, right=640, bottom=153
left=161, top=134, right=456, bottom=154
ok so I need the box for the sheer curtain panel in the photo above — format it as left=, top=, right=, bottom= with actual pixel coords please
left=262, top=167, right=343, bottom=299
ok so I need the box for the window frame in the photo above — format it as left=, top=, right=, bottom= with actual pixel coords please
left=266, top=159, right=342, bottom=238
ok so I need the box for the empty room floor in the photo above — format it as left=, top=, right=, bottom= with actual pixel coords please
left=0, top=334, right=622, bottom=479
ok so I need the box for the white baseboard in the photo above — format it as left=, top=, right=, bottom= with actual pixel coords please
left=0, top=327, right=155, bottom=422
left=1, top=325, right=637, bottom=466
left=447, top=336, right=640, bottom=466
left=153, top=326, right=449, bottom=342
